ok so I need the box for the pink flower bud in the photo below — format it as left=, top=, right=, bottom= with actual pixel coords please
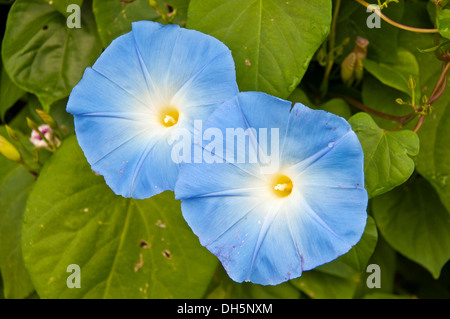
left=30, top=124, right=61, bottom=150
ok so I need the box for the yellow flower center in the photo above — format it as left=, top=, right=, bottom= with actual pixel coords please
left=271, top=174, right=293, bottom=198
left=160, top=106, right=179, bottom=127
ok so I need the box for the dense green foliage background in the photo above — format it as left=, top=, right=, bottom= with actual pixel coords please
left=0, top=0, right=449, bottom=299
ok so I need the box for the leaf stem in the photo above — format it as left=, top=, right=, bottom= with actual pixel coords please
left=327, top=93, right=414, bottom=124
left=319, top=0, right=341, bottom=96
left=355, top=0, right=439, bottom=33
left=412, top=61, right=450, bottom=132
left=429, top=61, right=450, bottom=104
left=413, top=115, right=426, bottom=133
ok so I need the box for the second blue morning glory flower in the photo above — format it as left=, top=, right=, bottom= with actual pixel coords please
left=175, top=92, right=368, bottom=285
left=67, top=21, right=238, bottom=199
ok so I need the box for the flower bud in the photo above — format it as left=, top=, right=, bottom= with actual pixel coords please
left=341, top=36, right=369, bottom=86
left=29, top=124, right=61, bottom=151
left=408, top=76, right=416, bottom=89
left=0, top=135, right=22, bottom=162
left=35, top=109, right=57, bottom=129
left=341, top=53, right=356, bottom=86
left=5, top=125, right=19, bottom=142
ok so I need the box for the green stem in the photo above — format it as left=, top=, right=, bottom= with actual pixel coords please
left=413, top=61, right=450, bottom=132
left=356, top=0, right=439, bottom=33
left=327, top=93, right=414, bottom=123
left=319, top=0, right=341, bottom=96
left=429, top=62, right=450, bottom=104
left=413, top=115, right=426, bottom=133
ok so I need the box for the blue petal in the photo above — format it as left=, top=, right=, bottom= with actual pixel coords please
left=285, top=132, right=368, bottom=270
left=195, top=92, right=290, bottom=166
left=73, top=113, right=172, bottom=199
left=179, top=195, right=268, bottom=283
left=280, top=103, right=354, bottom=168
left=181, top=195, right=309, bottom=284
left=67, top=67, right=151, bottom=115
left=176, top=92, right=368, bottom=285
left=176, top=163, right=262, bottom=200
left=293, top=187, right=367, bottom=271
left=67, top=21, right=238, bottom=199
left=91, top=32, right=159, bottom=108
left=131, top=21, right=238, bottom=108
left=289, top=126, right=365, bottom=189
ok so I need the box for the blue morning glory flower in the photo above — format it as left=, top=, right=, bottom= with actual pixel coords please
left=175, top=92, right=368, bottom=285
left=66, top=21, right=238, bottom=199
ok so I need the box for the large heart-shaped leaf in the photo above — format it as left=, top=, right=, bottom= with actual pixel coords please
left=291, top=270, right=358, bottom=299
left=372, top=177, right=450, bottom=278
left=0, top=127, right=35, bottom=299
left=187, top=0, right=332, bottom=99
left=22, top=136, right=217, bottom=298
left=362, top=48, right=420, bottom=97
left=361, top=236, right=397, bottom=296
left=349, top=112, right=419, bottom=198
left=1, top=0, right=102, bottom=110
left=415, top=91, right=450, bottom=213
left=44, top=0, right=83, bottom=18
left=93, top=0, right=189, bottom=47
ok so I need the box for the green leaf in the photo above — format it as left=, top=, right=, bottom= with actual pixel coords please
left=372, top=177, right=450, bottom=279
left=415, top=90, right=450, bottom=213
left=396, top=253, right=450, bottom=298
left=1, top=0, right=102, bottom=111
left=437, top=9, right=450, bottom=39
left=361, top=75, right=413, bottom=131
left=287, top=87, right=312, bottom=105
left=187, top=0, right=332, bottom=99
left=318, top=98, right=352, bottom=120
left=362, top=48, right=420, bottom=97
left=288, top=88, right=352, bottom=119
left=349, top=112, right=419, bottom=198
left=0, top=66, right=26, bottom=121
left=291, top=271, right=358, bottom=299
left=398, top=5, right=450, bottom=213
left=360, top=235, right=397, bottom=295
left=93, top=0, right=189, bottom=47
left=205, top=266, right=300, bottom=299
left=44, top=0, right=83, bottom=18
left=22, top=136, right=217, bottom=298
left=0, top=127, right=35, bottom=299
